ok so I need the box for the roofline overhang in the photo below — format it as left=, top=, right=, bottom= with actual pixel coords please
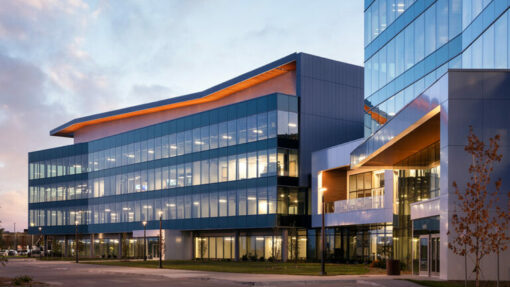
left=51, top=53, right=299, bottom=138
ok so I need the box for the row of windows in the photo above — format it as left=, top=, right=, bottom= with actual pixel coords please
left=29, top=148, right=298, bottom=203
left=29, top=110, right=298, bottom=180
left=365, top=0, right=494, bottom=108
left=364, top=1, right=508, bottom=137
left=348, top=171, right=385, bottom=199
left=365, top=0, right=416, bottom=45
left=462, top=7, right=510, bottom=69
left=365, top=0, right=453, bottom=97
left=195, top=236, right=284, bottom=261
left=29, top=187, right=304, bottom=227
left=363, top=54, right=453, bottom=136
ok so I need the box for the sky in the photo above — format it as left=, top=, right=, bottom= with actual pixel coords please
left=0, top=0, right=363, bottom=232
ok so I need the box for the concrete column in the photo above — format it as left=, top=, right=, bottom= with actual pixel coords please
left=90, top=234, right=94, bottom=258
left=234, top=231, right=240, bottom=262
left=163, top=230, right=192, bottom=260
left=64, top=235, right=69, bottom=257
left=281, top=229, right=288, bottom=262
left=117, top=234, right=122, bottom=259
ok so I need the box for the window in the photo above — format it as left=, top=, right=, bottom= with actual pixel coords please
left=209, top=158, right=218, bottom=184
left=257, top=113, right=268, bottom=140
left=228, top=190, right=236, bottom=216
left=193, top=161, right=201, bottom=186
left=247, top=115, right=257, bottom=142
left=228, top=120, right=237, bottom=146
left=219, top=157, right=228, bottom=182
left=247, top=152, right=257, bottom=179
left=258, top=150, right=268, bottom=177
left=247, top=188, right=257, bottom=215
left=238, top=153, right=247, bottom=180
left=228, top=155, right=236, bottom=181
left=238, top=189, right=247, bottom=216
left=210, top=124, right=218, bottom=149
left=237, top=117, right=247, bottom=144
left=201, top=160, right=209, bottom=185
left=219, top=192, right=227, bottom=217
left=210, top=193, right=218, bottom=217
left=257, top=187, right=267, bottom=215
left=219, top=122, right=228, bottom=148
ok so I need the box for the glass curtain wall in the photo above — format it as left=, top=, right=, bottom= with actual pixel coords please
left=364, top=0, right=509, bottom=137
left=29, top=93, right=303, bottom=229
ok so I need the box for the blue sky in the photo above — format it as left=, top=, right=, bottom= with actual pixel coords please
left=0, top=0, right=363, bottom=232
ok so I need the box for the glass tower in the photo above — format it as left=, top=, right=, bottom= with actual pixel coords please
left=364, top=0, right=510, bottom=136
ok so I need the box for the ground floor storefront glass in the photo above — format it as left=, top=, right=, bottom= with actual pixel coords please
left=307, top=224, right=392, bottom=263
left=194, top=236, right=236, bottom=260
left=44, top=235, right=160, bottom=259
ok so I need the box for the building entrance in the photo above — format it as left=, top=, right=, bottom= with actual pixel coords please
left=417, top=234, right=440, bottom=276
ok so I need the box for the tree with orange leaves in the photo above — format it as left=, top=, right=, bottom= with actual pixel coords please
left=449, top=127, right=510, bottom=287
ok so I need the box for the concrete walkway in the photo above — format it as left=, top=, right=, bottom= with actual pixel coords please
left=0, top=259, right=432, bottom=286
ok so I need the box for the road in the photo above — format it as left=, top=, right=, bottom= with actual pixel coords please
left=0, top=259, right=425, bottom=287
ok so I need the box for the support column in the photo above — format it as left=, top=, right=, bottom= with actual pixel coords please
left=90, top=234, right=95, bottom=258
left=281, top=229, right=288, bottom=262
left=234, top=231, right=240, bottom=262
left=64, top=235, right=69, bottom=257
left=117, top=234, right=122, bottom=259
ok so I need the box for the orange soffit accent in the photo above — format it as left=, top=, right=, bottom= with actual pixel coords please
left=55, top=62, right=296, bottom=136
left=364, top=104, right=387, bottom=125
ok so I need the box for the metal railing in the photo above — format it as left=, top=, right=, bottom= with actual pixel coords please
left=333, top=194, right=384, bottom=213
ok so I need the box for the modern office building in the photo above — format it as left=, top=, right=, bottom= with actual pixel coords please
left=28, top=53, right=364, bottom=261
left=310, top=0, right=510, bottom=280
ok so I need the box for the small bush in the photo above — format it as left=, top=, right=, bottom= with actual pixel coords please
left=369, top=259, right=387, bottom=269
left=12, top=275, right=32, bottom=286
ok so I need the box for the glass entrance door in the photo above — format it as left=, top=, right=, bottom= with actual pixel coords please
left=430, top=235, right=440, bottom=275
left=417, top=234, right=440, bottom=276
left=419, top=235, right=429, bottom=276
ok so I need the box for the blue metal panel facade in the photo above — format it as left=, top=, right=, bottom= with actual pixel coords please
left=297, top=53, right=364, bottom=187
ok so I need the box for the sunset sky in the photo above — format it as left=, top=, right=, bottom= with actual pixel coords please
left=0, top=0, right=363, bottom=232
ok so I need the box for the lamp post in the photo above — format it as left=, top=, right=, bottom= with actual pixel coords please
left=14, top=223, right=16, bottom=252
left=75, top=220, right=79, bottom=263
left=158, top=211, right=163, bottom=269
left=38, top=227, right=42, bottom=259
left=142, top=221, right=147, bottom=261
left=320, top=187, right=327, bottom=276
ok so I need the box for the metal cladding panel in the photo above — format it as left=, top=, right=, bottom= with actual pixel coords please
left=297, top=53, right=364, bottom=187
left=441, top=70, right=510, bottom=281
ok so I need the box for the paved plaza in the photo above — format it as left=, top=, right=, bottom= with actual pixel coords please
left=0, top=259, right=426, bottom=287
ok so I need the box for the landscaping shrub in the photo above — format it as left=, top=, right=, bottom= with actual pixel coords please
left=12, top=275, right=32, bottom=286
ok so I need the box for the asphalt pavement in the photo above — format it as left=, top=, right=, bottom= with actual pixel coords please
left=0, top=259, right=425, bottom=287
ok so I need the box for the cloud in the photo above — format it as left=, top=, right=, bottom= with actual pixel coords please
left=130, top=84, right=174, bottom=102
left=0, top=53, right=73, bottom=231
left=0, top=0, right=364, bottom=232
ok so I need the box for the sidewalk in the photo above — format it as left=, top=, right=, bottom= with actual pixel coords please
left=80, top=261, right=437, bottom=285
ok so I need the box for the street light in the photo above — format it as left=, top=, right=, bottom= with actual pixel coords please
left=142, top=221, right=147, bottom=261
left=319, top=187, right=328, bottom=276
left=38, top=227, right=42, bottom=259
left=75, top=220, right=79, bottom=263
left=159, top=211, right=163, bottom=269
